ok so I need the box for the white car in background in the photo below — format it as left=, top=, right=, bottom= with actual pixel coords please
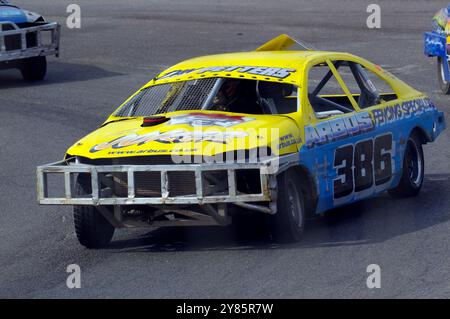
left=0, top=0, right=60, bottom=81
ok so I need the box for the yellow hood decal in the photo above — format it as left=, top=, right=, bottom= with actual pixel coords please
left=67, top=111, right=302, bottom=159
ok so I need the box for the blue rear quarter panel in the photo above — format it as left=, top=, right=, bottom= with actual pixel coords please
left=299, top=97, right=445, bottom=214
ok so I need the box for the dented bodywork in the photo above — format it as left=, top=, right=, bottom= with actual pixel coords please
left=37, top=35, right=445, bottom=229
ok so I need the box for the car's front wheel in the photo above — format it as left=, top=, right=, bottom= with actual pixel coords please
left=20, top=56, right=47, bottom=81
left=437, top=57, right=450, bottom=94
left=388, top=132, right=424, bottom=198
left=73, top=175, right=115, bottom=249
left=268, top=168, right=305, bottom=242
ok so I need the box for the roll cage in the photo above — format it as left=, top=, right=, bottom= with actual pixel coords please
left=308, top=60, right=383, bottom=115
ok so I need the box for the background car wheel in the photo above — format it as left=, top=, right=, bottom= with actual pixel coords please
left=73, top=175, right=115, bottom=249
left=20, top=56, right=47, bottom=81
left=437, top=57, right=450, bottom=94
left=268, top=168, right=305, bottom=242
left=388, top=132, right=424, bottom=198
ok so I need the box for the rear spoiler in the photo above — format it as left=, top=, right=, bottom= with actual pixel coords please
left=256, top=34, right=314, bottom=51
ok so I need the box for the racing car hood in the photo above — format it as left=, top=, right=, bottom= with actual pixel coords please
left=0, top=5, right=44, bottom=24
left=66, top=111, right=302, bottom=160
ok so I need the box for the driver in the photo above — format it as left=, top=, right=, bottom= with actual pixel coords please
left=432, top=4, right=450, bottom=53
left=432, top=4, right=450, bottom=34
left=211, top=80, right=240, bottom=111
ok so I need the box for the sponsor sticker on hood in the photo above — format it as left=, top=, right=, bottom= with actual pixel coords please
left=89, top=129, right=249, bottom=153
left=168, top=113, right=254, bottom=127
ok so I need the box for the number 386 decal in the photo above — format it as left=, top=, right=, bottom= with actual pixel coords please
left=333, top=133, right=394, bottom=200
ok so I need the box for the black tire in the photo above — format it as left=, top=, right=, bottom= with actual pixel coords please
left=20, top=56, right=47, bottom=81
left=268, top=168, right=305, bottom=242
left=73, top=175, right=115, bottom=249
left=437, top=57, right=450, bottom=95
left=388, top=132, right=424, bottom=198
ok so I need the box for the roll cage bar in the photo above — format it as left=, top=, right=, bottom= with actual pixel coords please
left=308, top=60, right=381, bottom=113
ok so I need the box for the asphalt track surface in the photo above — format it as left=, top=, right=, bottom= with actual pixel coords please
left=1, top=0, right=450, bottom=298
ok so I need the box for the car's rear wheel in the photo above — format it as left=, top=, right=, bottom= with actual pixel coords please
left=20, top=56, right=47, bottom=81
left=268, top=168, right=305, bottom=242
left=388, top=132, right=424, bottom=198
left=437, top=57, right=450, bottom=94
left=73, top=175, right=115, bottom=249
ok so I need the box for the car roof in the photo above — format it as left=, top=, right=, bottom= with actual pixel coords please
left=148, top=50, right=356, bottom=87
left=138, top=34, right=416, bottom=97
left=173, top=50, right=327, bottom=66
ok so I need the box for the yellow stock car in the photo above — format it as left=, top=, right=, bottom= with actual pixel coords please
left=37, top=35, right=445, bottom=248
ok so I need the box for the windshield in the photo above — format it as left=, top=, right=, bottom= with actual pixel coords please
left=115, top=77, right=298, bottom=117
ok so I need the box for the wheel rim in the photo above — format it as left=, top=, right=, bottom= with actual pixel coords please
left=441, top=59, right=447, bottom=84
left=405, top=139, right=422, bottom=187
left=287, top=179, right=303, bottom=228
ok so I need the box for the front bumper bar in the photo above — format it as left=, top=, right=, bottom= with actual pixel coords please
left=0, top=21, right=60, bottom=62
left=36, top=155, right=297, bottom=207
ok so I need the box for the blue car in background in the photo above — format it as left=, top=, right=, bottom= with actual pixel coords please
left=424, top=4, right=450, bottom=94
left=0, top=0, right=60, bottom=81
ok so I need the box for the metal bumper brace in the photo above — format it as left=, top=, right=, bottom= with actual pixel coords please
left=0, top=21, right=60, bottom=62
